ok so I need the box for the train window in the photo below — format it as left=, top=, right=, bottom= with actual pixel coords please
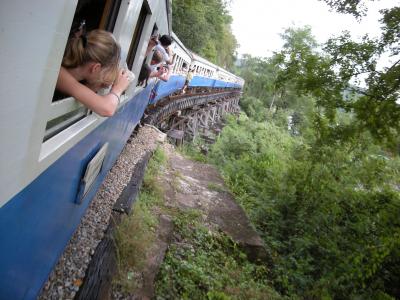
left=44, top=0, right=123, bottom=142
left=44, top=107, right=89, bottom=141
left=53, top=0, right=121, bottom=104
left=179, top=58, right=184, bottom=73
left=178, top=59, right=183, bottom=73
left=179, top=58, right=183, bottom=73
left=70, top=0, right=122, bottom=34
left=126, top=3, right=150, bottom=70
left=100, top=0, right=122, bottom=31
left=173, top=57, right=178, bottom=73
left=174, top=57, right=180, bottom=73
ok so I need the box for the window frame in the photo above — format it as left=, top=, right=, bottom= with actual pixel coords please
left=43, top=0, right=125, bottom=142
left=39, top=0, right=154, bottom=167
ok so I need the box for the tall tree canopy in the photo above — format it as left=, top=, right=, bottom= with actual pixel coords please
left=305, top=0, right=400, bottom=144
left=172, top=0, right=237, bottom=69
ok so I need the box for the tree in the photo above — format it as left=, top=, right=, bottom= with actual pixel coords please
left=211, top=19, right=400, bottom=298
left=172, top=0, right=237, bottom=69
left=306, top=1, right=400, bottom=145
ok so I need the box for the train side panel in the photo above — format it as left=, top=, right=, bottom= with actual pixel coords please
left=0, top=84, right=153, bottom=299
left=150, top=75, right=186, bottom=104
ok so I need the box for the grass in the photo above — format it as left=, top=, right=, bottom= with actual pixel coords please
left=179, top=139, right=208, bottom=163
left=114, top=145, right=282, bottom=299
left=207, top=182, right=227, bottom=193
left=113, top=147, right=167, bottom=293
left=155, top=208, right=282, bottom=300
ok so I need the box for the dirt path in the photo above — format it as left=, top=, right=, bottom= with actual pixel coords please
left=125, top=143, right=268, bottom=299
left=161, top=144, right=267, bottom=261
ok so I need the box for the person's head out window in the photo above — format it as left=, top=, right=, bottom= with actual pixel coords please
left=63, top=29, right=121, bottom=90
left=159, top=35, right=173, bottom=48
left=56, top=28, right=131, bottom=117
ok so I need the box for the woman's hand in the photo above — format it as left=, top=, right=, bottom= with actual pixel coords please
left=112, top=69, right=130, bottom=95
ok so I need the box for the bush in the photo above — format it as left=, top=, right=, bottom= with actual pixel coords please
left=155, top=209, right=281, bottom=300
left=209, top=116, right=400, bottom=299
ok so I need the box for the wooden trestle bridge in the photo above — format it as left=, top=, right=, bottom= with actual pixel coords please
left=145, top=90, right=241, bottom=143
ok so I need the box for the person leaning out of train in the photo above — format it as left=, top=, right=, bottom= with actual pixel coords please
left=149, top=50, right=172, bottom=82
left=55, top=29, right=131, bottom=117
left=182, top=67, right=194, bottom=94
left=146, top=34, right=174, bottom=65
left=149, top=50, right=164, bottom=77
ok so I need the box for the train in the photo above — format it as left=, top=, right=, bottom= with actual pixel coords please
left=0, top=1, right=244, bottom=299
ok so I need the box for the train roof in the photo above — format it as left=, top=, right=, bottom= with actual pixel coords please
left=171, top=32, right=193, bottom=59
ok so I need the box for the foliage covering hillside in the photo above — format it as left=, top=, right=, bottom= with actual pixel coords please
left=172, top=0, right=237, bottom=69
left=206, top=0, right=400, bottom=298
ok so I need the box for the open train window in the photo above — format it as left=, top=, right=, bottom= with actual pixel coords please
left=69, top=0, right=122, bottom=41
left=176, top=57, right=182, bottom=73
left=172, top=55, right=178, bottom=73
left=44, top=0, right=122, bottom=142
left=126, top=3, right=150, bottom=70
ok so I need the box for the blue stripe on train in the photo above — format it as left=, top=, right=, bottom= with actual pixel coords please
left=189, top=76, right=241, bottom=89
left=150, top=74, right=186, bottom=105
left=150, top=75, right=242, bottom=106
left=0, top=83, right=154, bottom=300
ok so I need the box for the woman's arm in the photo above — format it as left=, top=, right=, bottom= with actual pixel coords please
left=56, top=67, right=129, bottom=117
left=159, top=65, right=172, bottom=82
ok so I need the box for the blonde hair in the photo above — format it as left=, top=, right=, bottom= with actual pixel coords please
left=62, top=29, right=121, bottom=85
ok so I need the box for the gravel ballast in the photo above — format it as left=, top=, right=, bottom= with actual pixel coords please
left=39, top=125, right=164, bottom=300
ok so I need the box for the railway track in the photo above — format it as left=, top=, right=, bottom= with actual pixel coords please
left=144, top=89, right=242, bottom=126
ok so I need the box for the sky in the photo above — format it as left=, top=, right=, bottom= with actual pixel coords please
left=229, top=0, right=398, bottom=58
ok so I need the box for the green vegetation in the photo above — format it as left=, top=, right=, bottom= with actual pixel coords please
left=172, top=0, right=237, bottom=69
left=131, top=2, right=399, bottom=298
left=156, top=209, right=281, bottom=300
left=211, top=115, right=400, bottom=298
left=207, top=182, right=227, bottom=193
left=197, top=1, right=400, bottom=298
left=114, top=146, right=280, bottom=298
left=178, top=139, right=208, bottom=163
left=113, top=147, right=166, bottom=293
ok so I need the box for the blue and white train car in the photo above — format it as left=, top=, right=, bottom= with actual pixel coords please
left=0, top=0, right=243, bottom=299
left=216, top=67, right=244, bottom=89
left=0, top=0, right=172, bottom=298
left=189, top=53, right=244, bottom=90
left=189, top=53, right=219, bottom=88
